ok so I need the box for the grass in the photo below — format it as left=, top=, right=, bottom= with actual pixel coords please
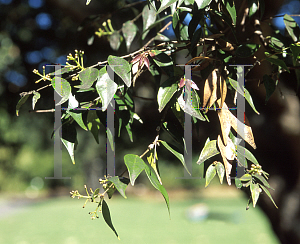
left=0, top=187, right=280, bottom=244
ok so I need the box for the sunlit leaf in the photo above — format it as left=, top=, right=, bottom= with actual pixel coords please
left=145, top=164, right=170, bottom=217
left=250, top=182, right=261, bottom=207
left=108, top=55, right=132, bottom=87
left=157, top=0, right=177, bottom=14
left=16, top=94, right=30, bottom=116
left=239, top=173, right=252, bottom=181
left=222, top=0, right=236, bottom=25
left=195, top=0, right=212, bottom=9
left=122, top=21, right=137, bottom=52
left=205, top=163, right=217, bottom=187
left=217, top=135, right=235, bottom=161
left=110, top=31, right=122, bottom=51
left=51, top=77, right=71, bottom=105
left=215, top=161, right=225, bottom=184
left=77, top=67, right=99, bottom=89
left=142, top=4, right=156, bottom=39
left=61, top=123, right=77, bottom=164
left=260, top=184, right=278, bottom=208
left=95, top=67, right=118, bottom=111
left=157, top=76, right=178, bottom=112
left=161, top=141, right=191, bottom=175
left=32, top=91, right=40, bottom=110
left=248, top=0, right=259, bottom=18
left=124, top=154, right=146, bottom=186
left=108, top=176, right=129, bottom=199
left=196, top=139, right=220, bottom=164
left=284, top=14, right=300, bottom=42
left=228, top=77, right=260, bottom=114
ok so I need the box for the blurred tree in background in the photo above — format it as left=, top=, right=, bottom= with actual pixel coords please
left=1, top=0, right=300, bottom=243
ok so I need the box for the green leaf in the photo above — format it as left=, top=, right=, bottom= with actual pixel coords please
left=239, top=173, right=252, bottom=181
left=49, top=66, right=74, bottom=76
left=172, top=10, right=180, bottom=39
left=235, top=178, right=242, bottom=188
left=16, top=94, right=30, bottom=116
left=108, top=55, right=132, bottom=87
left=263, top=74, right=276, bottom=103
left=95, top=67, right=118, bottom=111
left=235, top=44, right=260, bottom=58
left=122, top=21, right=138, bottom=52
left=228, top=77, right=259, bottom=114
left=284, top=14, right=300, bottom=42
left=109, top=31, right=122, bottom=51
left=248, top=0, right=259, bottom=18
left=215, top=162, right=225, bottom=184
left=101, top=199, right=120, bottom=240
left=51, top=77, right=71, bottom=105
left=270, top=36, right=285, bottom=49
left=157, top=0, right=177, bottom=14
left=250, top=182, right=261, bottom=207
left=195, top=0, right=212, bottom=9
left=236, top=145, right=258, bottom=165
left=108, top=176, right=129, bottom=199
left=177, top=89, right=206, bottom=121
left=61, top=123, right=77, bottom=164
left=142, top=4, right=156, bottom=39
left=157, top=76, right=178, bottom=112
left=205, top=163, right=217, bottom=187
left=32, top=91, right=40, bottom=110
left=145, top=164, right=170, bottom=217
left=260, top=184, right=278, bottom=208
left=253, top=174, right=273, bottom=189
left=223, top=0, right=236, bottom=25
left=266, top=57, right=290, bottom=73
left=290, top=44, right=300, bottom=63
left=196, top=139, right=219, bottom=165
left=191, top=89, right=206, bottom=121
left=77, top=67, right=99, bottom=90
left=124, top=154, right=146, bottom=186
left=87, top=108, right=101, bottom=144
left=160, top=141, right=191, bottom=175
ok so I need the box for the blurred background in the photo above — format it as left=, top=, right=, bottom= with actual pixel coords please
left=0, top=0, right=299, bottom=243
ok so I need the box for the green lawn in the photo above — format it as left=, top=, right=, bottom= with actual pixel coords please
left=0, top=191, right=280, bottom=244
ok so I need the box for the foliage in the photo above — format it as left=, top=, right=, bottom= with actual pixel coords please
left=17, top=0, right=300, bottom=238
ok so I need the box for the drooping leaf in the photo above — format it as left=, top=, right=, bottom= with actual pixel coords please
left=260, top=184, right=278, bottom=208
left=95, top=66, right=118, bottom=111
left=51, top=77, right=71, bottom=105
left=215, top=162, right=225, bottom=184
left=217, top=101, right=231, bottom=146
left=203, top=69, right=218, bottom=108
left=87, top=108, right=101, bottom=144
left=205, top=163, right=217, bottom=187
left=101, top=199, right=120, bottom=240
left=124, top=154, right=146, bottom=186
left=217, top=135, right=235, bottom=161
left=122, top=21, right=138, bottom=52
left=263, top=74, right=276, bottom=103
left=235, top=44, right=260, bottom=58
left=32, top=91, right=40, bottom=110
left=266, top=57, right=290, bottom=73
left=237, top=145, right=258, bottom=165
left=145, top=164, right=170, bottom=217
left=108, top=176, right=130, bottom=199
left=248, top=0, right=259, bottom=18
left=284, top=14, right=300, bottom=42
left=220, top=152, right=232, bottom=185
left=67, top=94, right=88, bottom=131
left=61, top=123, right=77, bottom=164
left=228, top=77, right=260, bottom=114
left=108, top=55, right=132, bottom=87
left=109, top=31, right=122, bottom=51
left=142, top=4, right=156, bottom=39
left=161, top=141, right=191, bottom=175
left=157, top=76, right=178, bottom=112
left=250, top=182, right=261, bottom=207
left=16, top=94, right=30, bottom=116
left=222, top=0, right=236, bottom=25
left=196, top=139, right=220, bottom=164
left=77, top=67, right=99, bottom=89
